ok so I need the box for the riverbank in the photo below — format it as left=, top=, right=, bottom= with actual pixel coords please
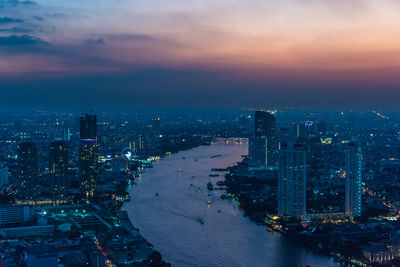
left=222, top=160, right=400, bottom=267
left=222, top=160, right=364, bottom=266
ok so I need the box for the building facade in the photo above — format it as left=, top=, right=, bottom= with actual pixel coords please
left=49, top=140, right=69, bottom=202
left=79, top=114, right=99, bottom=201
left=249, top=111, right=277, bottom=169
left=17, top=141, right=39, bottom=201
left=345, top=142, right=362, bottom=217
left=278, top=144, right=307, bottom=219
left=0, top=205, right=34, bottom=226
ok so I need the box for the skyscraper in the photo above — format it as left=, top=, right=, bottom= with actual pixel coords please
left=63, top=128, right=71, bottom=141
left=249, top=111, right=276, bottom=169
left=17, top=141, right=39, bottom=201
left=79, top=114, right=98, bottom=201
left=49, top=140, right=69, bottom=202
left=278, top=144, right=307, bottom=219
left=345, top=142, right=362, bottom=217
left=80, top=114, right=97, bottom=140
left=293, top=122, right=306, bottom=142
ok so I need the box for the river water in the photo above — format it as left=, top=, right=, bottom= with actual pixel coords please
left=124, top=141, right=339, bottom=267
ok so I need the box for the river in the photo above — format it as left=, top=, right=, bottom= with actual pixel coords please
left=124, top=141, right=340, bottom=267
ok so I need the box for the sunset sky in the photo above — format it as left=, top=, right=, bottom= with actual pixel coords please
left=1, top=0, right=400, bottom=108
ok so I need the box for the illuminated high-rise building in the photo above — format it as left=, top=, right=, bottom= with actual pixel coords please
left=63, top=128, right=71, bottom=141
left=293, top=122, right=306, bottom=142
left=278, top=144, right=306, bottom=219
left=49, top=140, right=69, bottom=202
left=345, top=142, right=362, bottom=217
left=249, top=111, right=276, bottom=169
left=79, top=114, right=98, bottom=201
left=17, top=141, right=38, bottom=201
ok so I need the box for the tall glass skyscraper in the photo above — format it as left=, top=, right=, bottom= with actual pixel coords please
left=278, top=143, right=307, bottom=219
left=249, top=111, right=276, bottom=170
left=80, top=114, right=97, bottom=140
left=49, top=140, right=69, bottom=202
left=79, top=114, right=99, bottom=201
left=345, top=142, right=362, bottom=217
left=17, top=141, right=38, bottom=201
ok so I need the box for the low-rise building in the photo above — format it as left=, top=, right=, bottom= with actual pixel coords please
left=0, top=225, right=54, bottom=238
left=0, top=205, right=34, bottom=226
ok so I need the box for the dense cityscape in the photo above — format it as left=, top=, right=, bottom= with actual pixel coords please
left=0, top=109, right=398, bottom=266
left=3, top=1, right=400, bottom=266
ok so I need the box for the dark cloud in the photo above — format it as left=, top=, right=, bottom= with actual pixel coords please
left=0, top=0, right=36, bottom=9
left=22, top=0, right=36, bottom=5
left=2, top=0, right=37, bottom=5
left=87, top=38, right=104, bottom=45
left=0, top=34, right=47, bottom=45
left=0, top=27, right=33, bottom=33
left=0, top=17, right=24, bottom=23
